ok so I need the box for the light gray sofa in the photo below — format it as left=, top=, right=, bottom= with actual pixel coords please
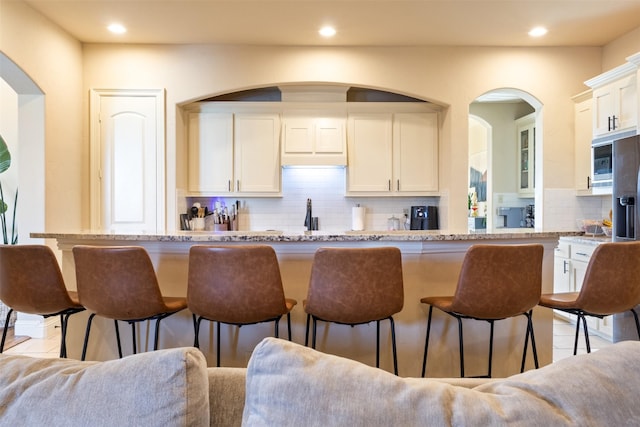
left=1, top=338, right=639, bottom=426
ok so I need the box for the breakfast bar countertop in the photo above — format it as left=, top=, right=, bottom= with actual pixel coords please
left=31, top=229, right=583, bottom=243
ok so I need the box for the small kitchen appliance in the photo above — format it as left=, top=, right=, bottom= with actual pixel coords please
left=410, top=206, right=438, bottom=230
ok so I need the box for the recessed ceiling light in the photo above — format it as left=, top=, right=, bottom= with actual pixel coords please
left=107, top=23, right=127, bottom=35
left=319, top=26, right=336, bottom=38
left=528, top=26, right=548, bottom=37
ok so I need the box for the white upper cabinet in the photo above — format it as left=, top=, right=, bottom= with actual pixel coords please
left=516, top=113, right=535, bottom=197
left=585, top=61, right=638, bottom=138
left=592, top=74, right=637, bottom=137
left=573, top=92, right=593, bottom=195
left=188, top=112, right=234, bottom=193
left=346, top=113, right=394, bottom=192
left=281, top=112, right=347, bottom=166
left=234, top=113, right=281, bottom=193
left=346, top=110, right=439, bottom=196
left=394, top=112, right=438, bottom=193
left=187, top=111, right=281, bottom=196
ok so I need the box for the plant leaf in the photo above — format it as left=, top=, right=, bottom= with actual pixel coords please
left=0, top=134, right=11, bottom=174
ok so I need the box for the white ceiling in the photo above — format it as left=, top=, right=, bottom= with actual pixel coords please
left=20, top=0, right=640, bottom=47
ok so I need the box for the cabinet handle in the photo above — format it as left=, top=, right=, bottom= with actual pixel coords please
left=397, top=179, right=400, bottom=191
left=563, top=260, right=569, bottom=274
left=236, top=180, right=240, bottom=192
left=228, top=180, right=231, bottom=192
left=388, top=180, right=391, bottom=191
left=612, top=115, right=618, bottom=130
left=575, top=252, right=589, bottom=257
left=587, top=176, right=591, bottom=189
left=608, top=116, right=612, bottom=131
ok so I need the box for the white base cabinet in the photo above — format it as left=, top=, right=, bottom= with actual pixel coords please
left=553, top=240, right=611, bottom=340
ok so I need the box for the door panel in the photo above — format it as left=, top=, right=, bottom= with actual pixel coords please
left=96, top=92, right=162, bottom=232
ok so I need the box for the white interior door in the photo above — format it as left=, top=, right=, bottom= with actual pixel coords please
left=90, top=89, right=165, bottom=233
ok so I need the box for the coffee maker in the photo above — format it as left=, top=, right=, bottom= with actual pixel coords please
left=410, top=206, right=438, bottom=230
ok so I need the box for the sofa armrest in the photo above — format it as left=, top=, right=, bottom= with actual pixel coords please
left=208, top=367, right=246, bottom=427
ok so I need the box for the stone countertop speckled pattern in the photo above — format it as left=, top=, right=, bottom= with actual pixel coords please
left=559, top=235, right=612, bottom=246
left=31, top=229, right=584, bottom=243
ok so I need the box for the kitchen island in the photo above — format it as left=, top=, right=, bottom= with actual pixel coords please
left=32, top=229, right=580, bottom=377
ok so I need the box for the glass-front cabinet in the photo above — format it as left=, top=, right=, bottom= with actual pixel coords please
left=517, top=113, right=535, bottom=197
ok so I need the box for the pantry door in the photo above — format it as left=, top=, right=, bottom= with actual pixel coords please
left=90, top=89, right=165, bottom=233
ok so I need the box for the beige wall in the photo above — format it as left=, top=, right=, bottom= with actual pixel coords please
left=0, top=0, right=84, bottom=233
left=83, top=44, right=602, bottom=230
left=603, top=27, right=640, bottom=71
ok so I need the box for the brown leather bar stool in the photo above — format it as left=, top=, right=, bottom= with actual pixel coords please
left=73, top=245, right=187, bottom=360
left=540, top=241, right=640, bottom=355
left=0, top=245, right=85, bottom=357
left=304, top=247, right=404, bottom=375
left=421, top=244, right=543, bottom=378
left=187, top=245, right=297, bottom=367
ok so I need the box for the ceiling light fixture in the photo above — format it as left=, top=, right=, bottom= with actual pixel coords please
left=319, top=26, right=336, bottom=38
left=107, top=23, right=127, bottom=35
left=528, top=26, right=548, bottom=37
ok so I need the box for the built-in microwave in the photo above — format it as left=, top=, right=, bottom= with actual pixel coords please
left=592, top=140, right=612, bottom=190
left=591, top=130, right=637, bottom=192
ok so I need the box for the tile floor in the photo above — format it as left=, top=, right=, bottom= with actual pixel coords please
left=4, top=316, right=615, bottom=363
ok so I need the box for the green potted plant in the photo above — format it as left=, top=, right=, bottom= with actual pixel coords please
left=0, top=134, right=17, bottom=245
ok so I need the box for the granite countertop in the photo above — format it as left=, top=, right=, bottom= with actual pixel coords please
left=32, top=229, right=584, bottom=243
left=559, top=235, right=613, bottom=245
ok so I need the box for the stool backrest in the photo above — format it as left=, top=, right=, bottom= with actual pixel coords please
left=575, top=242, right=640, bottom=315
left=449, top=244, right=543, bottom=319
left=73, top=246, right=166, bottom=320
left=305, top=247, right=404, bottom=324
left=0, top=245, right=75, bottom=314
left=187, top=245, right=288, bottom=324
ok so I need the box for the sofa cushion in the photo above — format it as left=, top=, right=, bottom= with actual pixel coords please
left=243, top=338, right=640, bottom=426
left=208, top=367, right=246, bottom=427
left=0, top=347, right=209, bottom=427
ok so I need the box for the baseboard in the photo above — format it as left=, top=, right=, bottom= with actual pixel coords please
left=14, top=314, right=59, bottom=339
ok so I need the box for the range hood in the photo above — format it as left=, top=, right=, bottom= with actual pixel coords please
left=279, top=85, right=348, bottom=167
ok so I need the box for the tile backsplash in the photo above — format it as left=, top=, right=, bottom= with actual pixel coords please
left=187, top=167, right=438, bottom=233
left=184, top=169, right=612, bottom=233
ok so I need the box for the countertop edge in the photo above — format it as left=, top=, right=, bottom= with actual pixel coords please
left=31, top=230, right=584, bottom=243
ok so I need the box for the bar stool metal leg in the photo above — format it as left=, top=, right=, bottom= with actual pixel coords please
left=421, top=306, right=434, bottom=377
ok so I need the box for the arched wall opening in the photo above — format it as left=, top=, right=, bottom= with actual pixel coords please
left=0, top=53, right=45, bottom=244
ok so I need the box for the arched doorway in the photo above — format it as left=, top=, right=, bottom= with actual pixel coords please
left=469, top=88, right=542, bottom=230
left=1, top=52, right=47, bottom=337
left=0, top=53, right=45, bottom=243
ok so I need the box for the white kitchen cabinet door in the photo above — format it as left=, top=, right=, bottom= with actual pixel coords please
left=393, top=112, right=438, bottom=192
left=574, top=95, right=593, bottom=193
left=553, top=254, right=571, bottom=294
left=281, top=116, right=346, bottom=166
left=282, top=117, right=314, bottom=154
left=516, top=114, right=535, bottom=197
left=90, top=89, right=164, bottom=233
left=234, top=113, right=281, bottom=193
left=315, top=117, right=345, bottom=153
left=592, top=74, right=637, bottom=137
left=347, top=113, right=393, bottom=192
left=188, top=112, right=233, bottom=193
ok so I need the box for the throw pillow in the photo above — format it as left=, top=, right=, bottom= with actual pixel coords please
left=0, top=347, right=209, bottom=427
